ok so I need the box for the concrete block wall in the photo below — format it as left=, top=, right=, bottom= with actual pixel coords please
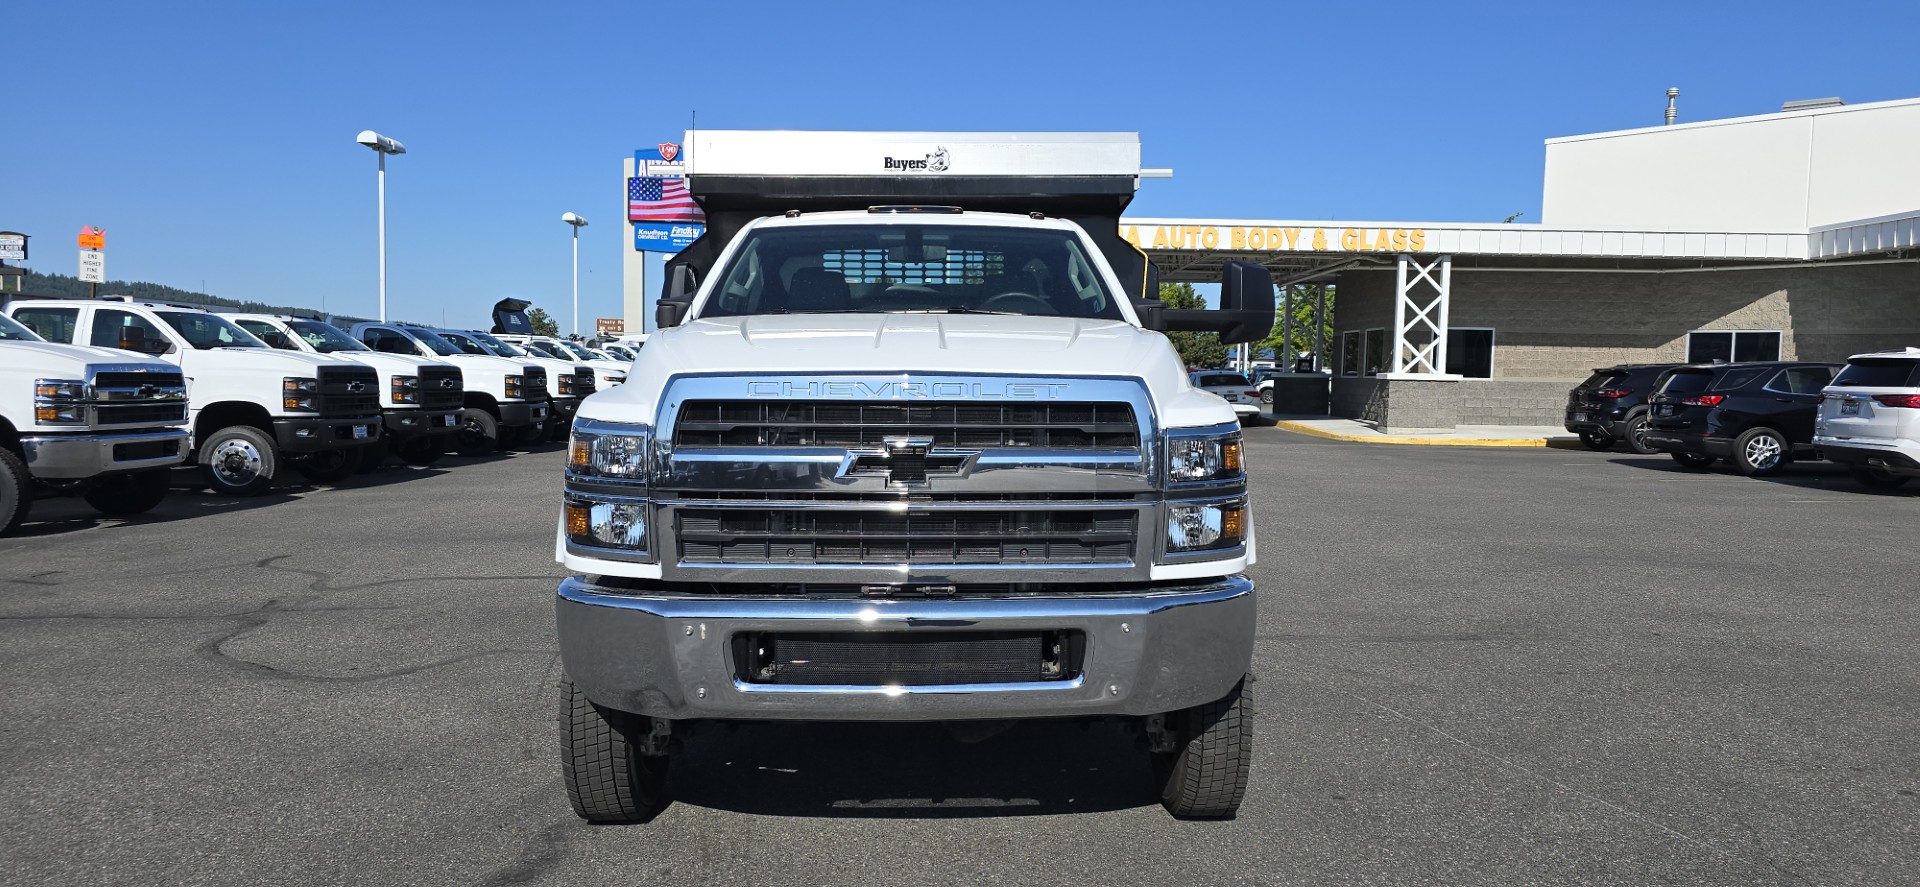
left=1326, top=260, right=1920, bottom=425
left=1459, top=380, right=1571, bottom=425
left=1331, top=377, right=1464, bottom=431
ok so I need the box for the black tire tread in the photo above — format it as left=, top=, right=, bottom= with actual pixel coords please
left=560, top=674, right=666, bottom=823
left=81, top=469, right=171, bottom=516
left=1846, top=464, right=1912, bottom=490
left=1731, top=427, right=1788, bottom=478
left=1156, top=675, right=1253, bottom=819
left=0, top=448, right=31, bottom=535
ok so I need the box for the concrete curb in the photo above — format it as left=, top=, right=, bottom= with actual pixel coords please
left=1273, top=419, right=1576, bottom=448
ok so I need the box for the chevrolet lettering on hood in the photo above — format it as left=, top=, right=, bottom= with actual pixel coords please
left=746, top=380, right=1069, bottom=400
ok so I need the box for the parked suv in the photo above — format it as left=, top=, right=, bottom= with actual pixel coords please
left=1564, top=363, right=1678, bottom=454
left=1189, top=371, right=1262, bottom=422
left=1814, top=347, right=1920, bottom=490
left=0, top=310, right=189, bottom=534
left=1642, top=360, right=1840, bottom=476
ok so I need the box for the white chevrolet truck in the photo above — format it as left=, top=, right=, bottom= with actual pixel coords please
left=0, top=310, right=189, bottom=534
left=6, top=297, right=383, bottom=494
left=224, top=313, right=466, bottom=468
left=349, top=322, right=550, bottom=454
left=554, top=132, right=1273, bottom=821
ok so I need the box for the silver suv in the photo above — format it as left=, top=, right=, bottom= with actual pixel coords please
left=1815, top=347, right=1920, bottom=490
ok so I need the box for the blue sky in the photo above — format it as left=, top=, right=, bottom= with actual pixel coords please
left=5, top=0, right=1917, bottom=329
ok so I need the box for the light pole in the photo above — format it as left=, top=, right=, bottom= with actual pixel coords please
left=356, top=130, right=406, bottom=321
left=562, top=212, right=588, bottom=337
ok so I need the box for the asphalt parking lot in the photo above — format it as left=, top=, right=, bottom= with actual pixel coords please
left=2, top=430, right=1916, bottom=886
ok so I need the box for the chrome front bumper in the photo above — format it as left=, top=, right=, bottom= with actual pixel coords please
left=556, top=575, right=1254, bottom=721
left=20, top=428, right=189, bottom=479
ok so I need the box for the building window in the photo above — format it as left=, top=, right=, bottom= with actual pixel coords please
left=1364, top=328, right=1387, bottom=376
left=1340, top=330, right=1362, bottom=376
left=1687, top=330, right=1781, bottom=364
left=1446, top=327, right=1495, bottom=378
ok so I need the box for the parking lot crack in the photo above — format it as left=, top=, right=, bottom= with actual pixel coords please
left=255, top=554, right=561, bottom=593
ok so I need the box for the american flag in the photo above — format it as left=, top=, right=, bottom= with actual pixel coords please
left=628, top=176, right=705, bottom=222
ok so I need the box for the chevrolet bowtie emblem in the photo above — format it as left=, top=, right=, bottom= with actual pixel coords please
left=838, top=437, right=975, bottom=486
left=346, top=380, right=368, bottom=393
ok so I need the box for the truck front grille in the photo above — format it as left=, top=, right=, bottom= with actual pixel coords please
left=93, top=370, right=185, bottom=390
left=94, top=403, right=187, bottom=426
left=672, top=400, right=1139, bottom=449
left=524, top=367, right=548, bottom=394
left=418, top=366, right=464, bottom=410
left=676, top=508, right=1136, bottom=566
left=574, top=371, right=596, bottom=397
left=317, top=366, right=380, bottom=418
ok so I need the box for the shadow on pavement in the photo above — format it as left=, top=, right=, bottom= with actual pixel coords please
left=1604, top=455, right=1912, bottom=494
left=667, top=718, right=1156, bottom=819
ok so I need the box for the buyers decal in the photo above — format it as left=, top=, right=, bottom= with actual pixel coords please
left=883, top=146, right=950, bottom=172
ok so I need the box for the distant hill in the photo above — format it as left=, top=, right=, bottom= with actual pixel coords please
left=6, top=270, right=371, bottom=325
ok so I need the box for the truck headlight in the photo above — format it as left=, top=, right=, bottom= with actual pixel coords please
left=504, top=374, right=524, bottom=400
left=391, top=375, right=420, bottom=404
left=34, top=379, right=88, bottom=425
left=1166, top=429, right=1244, bottom=483
left=565, top=495, right=648, bottom=551
left=569, top=422, right=651, bottom=482
left=282, top=377, right=319, bottom=412
left=1166, top=499, right=1248, bottom=552
left=556, top=374, right=575, bottom=396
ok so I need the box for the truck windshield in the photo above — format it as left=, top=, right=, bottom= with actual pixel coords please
left=442, top=330, right=525, bottom=358
left=154, top=311, right=267, bottom=349
left=286, top=320, right=371, bottom=353
left=0, top=312, right=43, bottom=342
left=400, top=327, right=465, bottom=357
left=698, top=223, right=1124, bottom=320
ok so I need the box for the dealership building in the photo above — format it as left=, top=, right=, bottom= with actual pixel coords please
left=1127, top=96, right=1920, bottom=430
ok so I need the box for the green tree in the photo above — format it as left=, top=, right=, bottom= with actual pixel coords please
left=527, top=307, right=560, bottom=337
left=1158, top=282, right=1228, bottom=368
left=1257, top=283, right=1335, bottom=369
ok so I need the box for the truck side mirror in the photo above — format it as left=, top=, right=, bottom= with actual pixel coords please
left=1133, top=261, right=1276, bottom=345
left=656, top=265, right=699, bottom=328
left=1215, top=261, right=1277, bottom=345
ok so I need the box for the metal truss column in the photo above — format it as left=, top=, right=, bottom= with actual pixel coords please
left=1280, top=286, right=1295, bottom=368
left=1312, top=285, right=1326, bottom=371
left=1390, top=253, right=1452, bottom=375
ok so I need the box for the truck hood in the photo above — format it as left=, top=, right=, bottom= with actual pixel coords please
left=173, top=347, right=348, bottom=374
left=1, top=340, right=177, bottom=372
left=578, top=314, right=1236, bottom=429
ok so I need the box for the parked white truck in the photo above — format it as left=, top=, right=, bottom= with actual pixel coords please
left=434, top=328, right=592, bottom=442
left=495, top=334, right=628, bottom=391
left=349, top=322, right=550, bottom=454
left=6, top=297, right=383, bottom=495
left=223, top=313, right=466, bottom=467
left=0, top=310, right=190, bottom=533
left=553, top=132, right=1273, bottom=821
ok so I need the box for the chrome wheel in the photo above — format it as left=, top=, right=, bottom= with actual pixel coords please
left=210, top=438, right=265, bottom=486
left=1743, top=434, right=1783, bottom=471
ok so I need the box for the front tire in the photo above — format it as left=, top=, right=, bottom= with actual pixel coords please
left=0, top=448, right=31, bottom=536
left=1847, top=464, right=1912, bottom=490
left=560, top=673, right=669, bottom=823
left=291, top=448, right=362, bottom=484
left=1579, top=430, right=1615, bottom=451
left=1731, top=427, right=1789, bottom=477
left=356, top=438, right=390, bottom=473
left=455, top=408, right=501, bottom=456
left=1670, top=452, right=1715, bottom=470
left=396, top=437, right=447, bottom=466
left=81, top=469, right=171, bottom=516
left=199, top=425, right=280, bottom=496
left=1152, top=675, right=1253, bottom=819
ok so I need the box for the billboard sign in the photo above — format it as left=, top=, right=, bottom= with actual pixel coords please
left=0, top=231, right=26, bottom=261
left=631, top=145, right=703, bottom=254
left=596, top=318, right=625, bottom=336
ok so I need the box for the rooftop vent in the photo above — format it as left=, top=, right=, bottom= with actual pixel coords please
left=1781, top=97, right=1845, bottom=112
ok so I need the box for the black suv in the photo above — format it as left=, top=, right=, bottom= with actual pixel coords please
left=1565, top=363, right=1678, bottom=453
left=1641, top=361, right=1841, bottom=476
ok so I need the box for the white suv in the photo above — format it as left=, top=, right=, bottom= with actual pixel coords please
left=1815, top=347, right=1920, bottom=491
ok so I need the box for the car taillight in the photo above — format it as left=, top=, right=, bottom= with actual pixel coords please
left=1595, top=388, right=1632, bottom=399
left=1243, top=390, right=1259, bottom=398
left=1679, top=394, right=1726, bottom=407
left=1873, top=394, right=1920, bottom=408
